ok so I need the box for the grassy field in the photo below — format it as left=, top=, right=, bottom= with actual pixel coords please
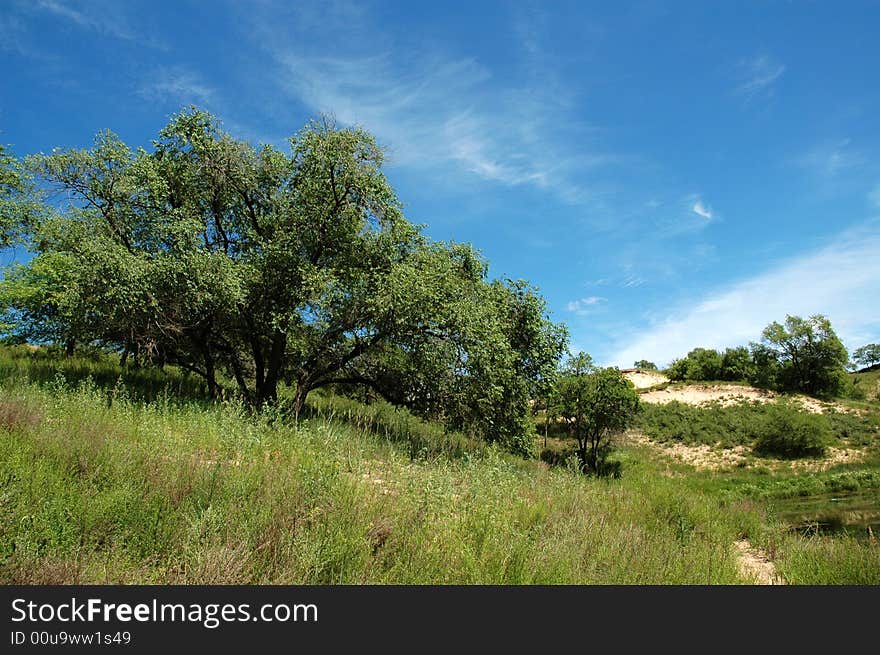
left=1, top=346, right=878, bottom=584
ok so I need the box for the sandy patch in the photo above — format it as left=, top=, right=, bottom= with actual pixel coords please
left=789, top=447, right=868, bottom=472
left=735, top=539, right=784, bottom=585
left=628, top=431, right=867, bottom=472
left=622, top=369, right=669, bottom=389
left=627, top=431, right=749, bottom=471
left=638, top=383, right=855, bottom=415
left=640, top=384, right=774, bottom=407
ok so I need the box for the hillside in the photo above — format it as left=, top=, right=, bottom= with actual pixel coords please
left=853, top=366, right=880, bottom=403
left=1, top=347, right=879, bottom=584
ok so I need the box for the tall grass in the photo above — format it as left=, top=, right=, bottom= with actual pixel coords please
left=777, top=534, right=880, bottom=584
left=0, top=372, right=753, bottom=584
left=302, top=392, right=483, bottom=461
left=0, top=345, right=211, bottom=404
left=2, top=346, right=878, bottom=585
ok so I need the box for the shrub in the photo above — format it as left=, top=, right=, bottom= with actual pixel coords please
left=636, top=399, right=877, bottom=451
left=665, top=348, right=723, bottom=381
left=751, top=403, right=830, bottom=459
left=665, top=358, right=689, bottom=381
left=720, top=346, right=755, bottom=382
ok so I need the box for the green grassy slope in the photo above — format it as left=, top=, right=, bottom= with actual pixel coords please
left=1, top=347, right=878, bottom=584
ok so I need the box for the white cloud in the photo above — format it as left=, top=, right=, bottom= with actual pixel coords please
left=34, top=0, right=134, bottom=41
left=797, top=138, right=865, bottom=179
left=622, top=275, right=646, bottom=288
left=13, top=0, right=167, bottom=50
left=736, top=55, right=786, bottom=100
left=567, top=296, right=607, bottom=315
left=691, top=200, right=713, bottom=220
left=606, top=221, right=880, bottom=367
left=138, top=68, right=216, bottom=108
left=258, top=8, right=610, bottom=203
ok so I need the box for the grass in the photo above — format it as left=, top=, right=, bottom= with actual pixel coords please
left=1, top=345, right=878, bottom=584
left=776, top=534, right=880, bottom=584
left=303, top=391, right=484, bottom=461
left=850, top=367, right=880, bottom=404
left=0, top=344, right=212, bottom=404
left=0, top=350, right=751, bottom=584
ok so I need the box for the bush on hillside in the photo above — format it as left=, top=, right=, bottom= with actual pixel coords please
left=751, top=402, right=830, bottom=459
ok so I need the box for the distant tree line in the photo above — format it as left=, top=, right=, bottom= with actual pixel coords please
left=665, top=314, right=858, bottom=399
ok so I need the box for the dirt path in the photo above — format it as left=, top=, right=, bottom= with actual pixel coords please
left=734, top=539, right=785, bottom=585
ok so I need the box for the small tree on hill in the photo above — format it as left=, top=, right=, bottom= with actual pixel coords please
left=555, top=353, right=641, bottom=475
left=720, top=346, right=755, bottom=381
left=664, top=348, right=721, bottom=381
left=758, top=314, right=848, bottom=398
left=633, top=360, right=657, bottom=370
left=665, top=357, right=688, bottom=381
left=852, top=344, right=880, bottom=370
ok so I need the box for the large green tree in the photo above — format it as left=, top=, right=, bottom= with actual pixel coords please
left=0, top=109, right=567, bottom=452
left=757, top=314, right=849, bottom=397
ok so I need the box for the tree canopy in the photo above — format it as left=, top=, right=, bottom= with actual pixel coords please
left=0, top=143, right=43, bottom=249
left=667, top=347, right=722, bottom=382
left=755, top=314, right=849, bottom=398
left=0, top=109, right=567, bottom=454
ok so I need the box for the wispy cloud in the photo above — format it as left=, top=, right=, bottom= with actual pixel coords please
left=567, top=296, right=607, bottom=315
left=691, top=199, right=713, bottom=220
left=251, top=5, right=611, bottom=203
left=10, top=0, right=167, bottom=50
left=735, top=55, right=785, bottom=101
left=0, top=13, right=36, bottom=58
left=138, top=68, right=217, bottom=108
left=797, top=138, right=866, bottom=179
left=606, top=221, right=880, bottom=367
left=34, top=0, right=135, bottom=41
left=275, top=50, right=606, bottom=199
left=622, top=275, right=646, bottom=288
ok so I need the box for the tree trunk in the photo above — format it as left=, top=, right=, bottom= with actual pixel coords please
left=204, top=356, right=219, bottom=400
left=64, top=339, right=76, bottom=357
left=199, top=344, right=219, bottom=400
left=578, top=445, right=589, bottom=473
left=228, top=355, right=253, bottom=407
left=292, top=382, right=310, bottom=423
left=255, top=331, right=286, bottom=410
left=256, top=378, right=278, bottom=409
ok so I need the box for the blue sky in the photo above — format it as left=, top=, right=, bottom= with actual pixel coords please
left=2, top=0, right=879, bottom=366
